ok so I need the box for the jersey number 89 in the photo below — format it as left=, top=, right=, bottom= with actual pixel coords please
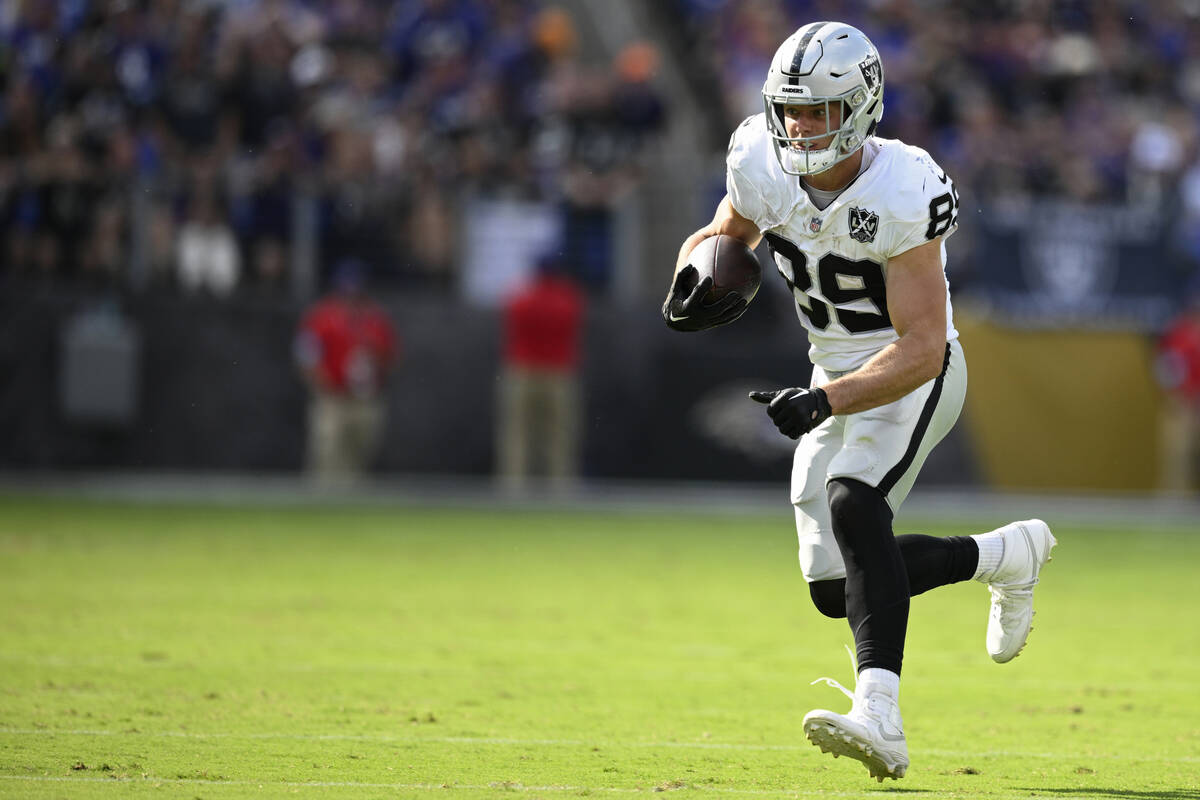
left=763, top=231, right=891, bottom=334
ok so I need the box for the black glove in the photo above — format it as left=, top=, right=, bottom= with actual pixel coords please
left=662, top=265, right=748, bottom=332
left=748, top=386, right=832, bottom=439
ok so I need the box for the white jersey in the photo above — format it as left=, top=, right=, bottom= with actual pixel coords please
left=727, top=113, right=960, bottom=373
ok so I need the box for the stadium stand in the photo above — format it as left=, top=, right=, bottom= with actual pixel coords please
left=1, top=0, right=1198, bottom=491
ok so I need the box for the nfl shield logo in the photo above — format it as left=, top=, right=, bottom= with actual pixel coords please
left=848, top=206, right=879, bottom=243
left=809, top=216, right=822, bottom=233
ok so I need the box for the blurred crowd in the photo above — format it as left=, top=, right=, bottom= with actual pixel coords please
left=11, top=0, right=1200, bottom=299
left=681, top=0, right=1196, bottom=203
left=0, top=0, right=665, bottom=293
left=678, top=0, right=1200, bottom=271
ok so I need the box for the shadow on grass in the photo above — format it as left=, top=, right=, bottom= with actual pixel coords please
left=861, top=790, right=929, bottom=794
left=1016, top=789, right=1200, bottom=799
left=875, top=790, right=930, bottom=794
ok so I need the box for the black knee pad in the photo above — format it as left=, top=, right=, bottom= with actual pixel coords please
left=826, top=478, right=893, bottom=548
left=809, top=579, right=847, bottom=619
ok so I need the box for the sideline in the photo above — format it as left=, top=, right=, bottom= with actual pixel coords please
left=0, top=471, right=1197, bottom=529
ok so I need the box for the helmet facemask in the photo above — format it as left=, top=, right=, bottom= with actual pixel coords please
left=763, top=89, right=876, bottom=177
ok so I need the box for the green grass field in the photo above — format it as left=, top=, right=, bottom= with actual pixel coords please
left=1, top=494, right=1198, bottom=799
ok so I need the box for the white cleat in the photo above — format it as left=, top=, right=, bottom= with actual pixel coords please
left=802, top=676, right=909, bottom=782
left=982, top=519, right=1057, bottom=663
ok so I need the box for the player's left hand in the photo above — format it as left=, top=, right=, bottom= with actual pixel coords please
left=748, top=386, right=832, bottom=439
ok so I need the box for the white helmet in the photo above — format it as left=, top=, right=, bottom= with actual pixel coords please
left=762, top=22, right=884, bottom=176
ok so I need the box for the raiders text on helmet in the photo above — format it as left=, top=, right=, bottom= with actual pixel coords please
left=762, top=22, right=885, bottom=176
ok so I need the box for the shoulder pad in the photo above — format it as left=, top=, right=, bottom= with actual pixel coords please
left=871, top=140, right=959, bottom=251
left=725, top=114, right=792, bottom=230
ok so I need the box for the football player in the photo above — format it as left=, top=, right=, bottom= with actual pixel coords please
left=662, top=22, right=1056, bottom=782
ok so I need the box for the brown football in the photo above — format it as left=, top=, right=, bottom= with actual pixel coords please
left=688, top=234, right=762, bottom=302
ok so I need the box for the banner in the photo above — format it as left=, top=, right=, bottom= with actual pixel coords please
left=964, top=199, right=1181, bottom=330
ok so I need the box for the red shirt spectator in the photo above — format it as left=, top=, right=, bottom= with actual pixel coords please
left=296, top=263, right=398, bottom=397
left=503, top=272, right=584, bottom=371
left=1158, top=307, right=1200, bottom=406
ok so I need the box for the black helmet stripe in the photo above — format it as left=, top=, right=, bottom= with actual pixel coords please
left=788, top=21, right=828, bottom=83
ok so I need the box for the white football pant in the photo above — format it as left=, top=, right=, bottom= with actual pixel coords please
left=791, top=339, right=967, bottom=582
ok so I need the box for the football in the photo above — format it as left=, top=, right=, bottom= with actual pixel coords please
left=688, top=234, right=762, bottom=303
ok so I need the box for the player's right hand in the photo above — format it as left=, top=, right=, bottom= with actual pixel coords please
left=662, top=265, right=748, bottom=332
left=748, top=386, right=832, bottom=439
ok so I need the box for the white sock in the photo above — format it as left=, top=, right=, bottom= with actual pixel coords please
left=972, top=532, right=1004, bottom=581
left=858, top=667, right=900, bottom=699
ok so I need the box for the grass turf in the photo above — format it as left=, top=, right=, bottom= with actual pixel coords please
left=0, top=495, right=1198, bottom=799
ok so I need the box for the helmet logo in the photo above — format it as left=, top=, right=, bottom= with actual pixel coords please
left=858, top=55, right=882, bottom=92
left=779, top=85, right=812, bottom=96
